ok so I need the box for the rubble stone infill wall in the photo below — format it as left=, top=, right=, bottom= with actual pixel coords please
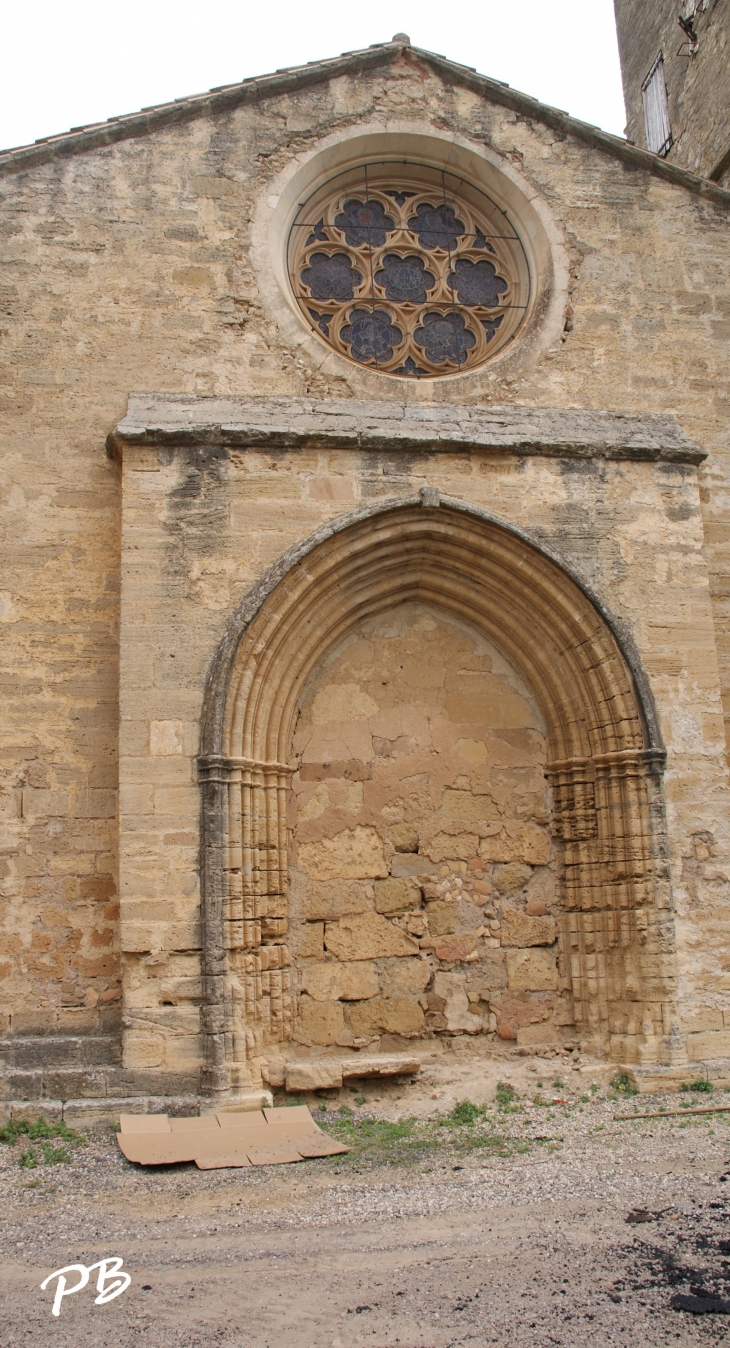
left=288, top=603, right=559, bottom=1050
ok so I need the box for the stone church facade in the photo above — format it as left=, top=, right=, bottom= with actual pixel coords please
left=1, top=31, right=729, bottom=1112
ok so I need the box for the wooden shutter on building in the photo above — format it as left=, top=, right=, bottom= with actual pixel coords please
left=642, top=55, right=673, bottom=157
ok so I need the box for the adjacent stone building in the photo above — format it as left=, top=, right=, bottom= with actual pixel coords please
left=1, top=32, right=729, bottom=1111
left=614, top=0, right=729, bottom=183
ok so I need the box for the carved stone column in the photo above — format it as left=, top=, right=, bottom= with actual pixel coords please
left=198, top=754, right=295, bottom=1095
left=547, top=749, right=685, bottom=1065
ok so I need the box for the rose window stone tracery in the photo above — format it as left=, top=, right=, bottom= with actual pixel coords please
left=288, top=162, right=529, bottom=378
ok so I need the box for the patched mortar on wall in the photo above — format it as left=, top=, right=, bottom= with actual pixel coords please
left=288, top=602, right=565, bottom=1052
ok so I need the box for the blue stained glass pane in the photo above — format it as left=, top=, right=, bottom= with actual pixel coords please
left=407, top=201, right=465, bottom=251
left=413, top=311, right=476, bottom=365
left=374, top=254, right=435, bottom=304
left=334, top=199, right=395, bottom=248
left=340, top=308, right=403, bottom=363
left=300, top=252, right=361, bottom=301
left=447, top=258, right=508, bottom=308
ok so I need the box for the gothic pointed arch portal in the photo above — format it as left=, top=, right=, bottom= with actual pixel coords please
left=198, top=495, right=678, bottom=1095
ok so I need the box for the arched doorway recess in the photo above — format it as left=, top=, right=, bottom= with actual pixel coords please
left=198, top=495, right=678, bottom=1095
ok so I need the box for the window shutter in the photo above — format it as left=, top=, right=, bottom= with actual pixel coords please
left=642, top=55, right=673, bottom=157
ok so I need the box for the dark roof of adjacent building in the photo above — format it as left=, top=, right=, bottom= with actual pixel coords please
left=1, top=37, right=729, bottom=206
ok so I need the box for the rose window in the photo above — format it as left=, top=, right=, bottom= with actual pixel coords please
left=288, top=163, right=529, bottom=378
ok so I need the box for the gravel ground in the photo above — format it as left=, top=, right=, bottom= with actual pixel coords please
left=2, top=1051, right=730, bottom=1347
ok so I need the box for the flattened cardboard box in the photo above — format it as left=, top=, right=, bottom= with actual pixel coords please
left=116, top=1105, right=349, bottom=1169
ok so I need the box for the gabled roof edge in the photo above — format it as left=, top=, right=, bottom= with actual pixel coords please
left=1, top=40, right=729, bottom=209
left=0, top=45, right=400, bottom=177
left=419, top=49, right=730, bottom=209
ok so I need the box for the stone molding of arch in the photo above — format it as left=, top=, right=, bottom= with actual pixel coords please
left=197, top=492, right=681, bottom=1096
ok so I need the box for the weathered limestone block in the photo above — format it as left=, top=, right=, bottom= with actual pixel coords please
left=506, top=948, right=559, bottom=992
left=427, top=833, right=480, bottom=862
left=479, top=828, right=551, bottom=864
left=149, top=720, right=183, bottom=755
left=387, top=823, right=419, bottom=853
left=379, top=957, right=432, bottom=997
left=441, top=789, right=501, bottom=822
left=425, top=901, right=457, bottom=936
left=298, top=923, right=325, bottom=958
left=311, top=682, right=380, bottom=723
left=686, top=1029, right=730, bottom=1060
left=301, top=960, right=379, bottom=1001
left=339, top=1054, right=421, bottom=1079
left=494, top=864, right=533, bottom=895
left=285, top=1059, right=343, bottom=1091
left=297, top=826, right=388, bottom=881
left=681, top=1008, right=725, bottom=1033
left=500, top=907, right=557, bottom=947
left=301, top=880, right=371, bottom=921
left=516, top=1022, right=560, bottom=1046
left=492, top=995, right=553, bottom=1040
left=299, top=997, right=345, bottom=1045
left=432, top=972, right=483, bottom=1033
left=434, top=932, right=479, bottom=962
left=374, top=876, right=422, bottom=914
left=346, top=997, right=425, bottom=1037
left=466, top=951, right=507, bottom=995
left=324, top=913, right=419, bottom=961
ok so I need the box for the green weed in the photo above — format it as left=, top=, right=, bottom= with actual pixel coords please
left=0, top=1117, right=82, bottom=1168
left=324, top=1108, right=533, bottom=1168
left=41, top=1143, right=70, bottom=1165
left=681, top=1079, right=713, bottom=1094
left=0, top=1118, right=80, bottom=1145
left=496, top=1081, right=518, bottom=1108
left=446, top=1100, right=483, bottom=1126
left=610, top=1072, right=638, bottom=1096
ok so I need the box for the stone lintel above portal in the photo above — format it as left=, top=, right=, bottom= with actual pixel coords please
left=107, top=394, right=704, bottom=465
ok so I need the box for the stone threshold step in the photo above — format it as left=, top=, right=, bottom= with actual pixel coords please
left=0, top=1090, right=274, bottom=1128
left=281, top=1054, right=421, bottom=1092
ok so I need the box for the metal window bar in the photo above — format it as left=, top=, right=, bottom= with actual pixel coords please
left=642, top=55, right=673, bottom=157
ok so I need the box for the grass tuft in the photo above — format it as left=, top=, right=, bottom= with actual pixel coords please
left=0, top=1117, right=83, bottom=1168
left=0, top=1118, right=81, bottom=1145
left=680, top=1079, right=713, bottom=1094
left=496, top=1081, right=518, bottom=1108
left=324, top=1102, right=532, bottom=1169
left=446, top=1100, right=483, bottom=1126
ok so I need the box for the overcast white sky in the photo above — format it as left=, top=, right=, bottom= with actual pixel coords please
left=1, top=0, right=626, bottom=154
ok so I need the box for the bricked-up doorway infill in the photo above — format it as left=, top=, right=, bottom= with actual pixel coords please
left=198, top=495, right=681, bottom=1095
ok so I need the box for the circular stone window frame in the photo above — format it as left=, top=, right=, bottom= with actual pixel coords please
left=252, top=121, right=570, bottom=392
left=288, top=161, right=530, bottom=378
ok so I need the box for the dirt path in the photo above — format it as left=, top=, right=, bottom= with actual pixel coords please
left=2, top=1069, right=730, bottom=1346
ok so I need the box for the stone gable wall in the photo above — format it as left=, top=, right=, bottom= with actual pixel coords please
left=0, top=54, right=729, bottom=1095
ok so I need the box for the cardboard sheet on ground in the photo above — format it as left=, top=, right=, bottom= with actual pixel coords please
left=116, top=1105, right=349, bottom=1169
